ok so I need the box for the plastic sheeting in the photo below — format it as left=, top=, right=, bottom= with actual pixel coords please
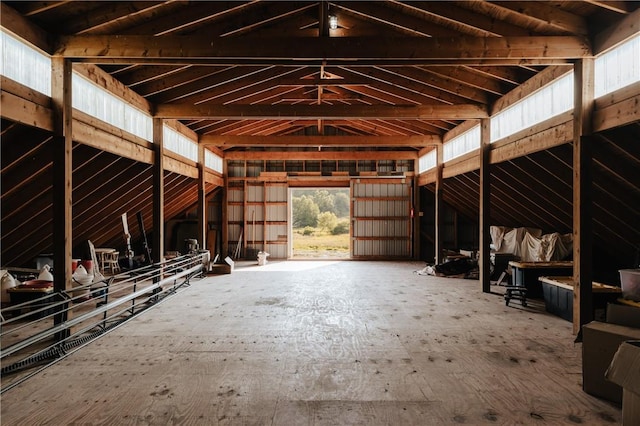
left=490, top=226, right=572, bottom=262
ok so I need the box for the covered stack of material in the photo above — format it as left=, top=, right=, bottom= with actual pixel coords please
left=490, top=226, right=572, bottom=262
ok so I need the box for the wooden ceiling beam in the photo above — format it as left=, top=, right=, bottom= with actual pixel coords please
left=224, top=151, right=418, bottom=161
left=54, top=35, right=592, bottom=61
left=202, top=135, right=440, bottom=148
left=154, top=103, right=488, bottom=120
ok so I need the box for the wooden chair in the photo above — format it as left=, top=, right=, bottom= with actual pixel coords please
left=103, top=251, right=120, bottom=274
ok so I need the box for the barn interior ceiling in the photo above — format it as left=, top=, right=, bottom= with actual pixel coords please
left=1, top=1, right=639, bottom=272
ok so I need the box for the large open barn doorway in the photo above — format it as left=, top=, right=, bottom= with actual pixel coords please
left=290, top=188, right=350, bottom=259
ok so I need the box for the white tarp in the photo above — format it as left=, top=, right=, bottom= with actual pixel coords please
left=490, top=226, right=572, bottom=262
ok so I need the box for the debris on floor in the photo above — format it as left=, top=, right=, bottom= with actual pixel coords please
left=416, top=257, right=478, bottom=279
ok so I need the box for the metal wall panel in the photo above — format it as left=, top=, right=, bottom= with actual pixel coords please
left=264, top=243, right=287, bottom=258
left=266, top=204, right=287, bottom=220
left=227, top=188, right=244, bottom=203
left=266, top=224, right=288, bottom=241
left=266, top=184, right=287, bottom=202
left=351, top=180, right=412, bottom=258
left=246, top=184, right=264, bottom=202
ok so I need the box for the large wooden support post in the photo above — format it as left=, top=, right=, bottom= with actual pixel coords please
left=413, top=173, right=420, bottom=260
left=221, top=162, right=229, bottom=258
left=573, top=59, right=595, bottom=335
left=435, top=145, right=444, bottom=264
left=51, top=57, right=73, bottom=337
left=479, top=118, right=491, bottom=293
left=152, top=118, right=165, bottom=264
left=197, top=144, right=207, bottom=251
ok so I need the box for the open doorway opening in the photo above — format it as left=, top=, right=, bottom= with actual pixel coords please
left=290, top=188, right=350, bottom=259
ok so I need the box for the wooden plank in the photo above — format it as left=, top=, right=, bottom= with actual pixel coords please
left=592, top=93, right=640, bottom=133
left=479, top=119, right=491, bottom=293
left=418, top=170, right=436, bottom=186
left=201, top=135, right=441, bottom=147
left=443, top=154, right=480, bottom=178
left=164, top=156, right=198, bottom=179
left=491, top=112, right=573, bottom=149
left=491, top=119, right=573, bottom=165
left=594, top=80, right=640, bottom=110
left=204, top=170, right=224, bottom=187
left=573, top=59, right=595, bottom=335
left=1, top=75, right=51, bottom=107
left=0, top=89, right=54, bottom=131
left=73, top=110, right=153, bottom=161
left=155, top=103, right=488, bottom=120
left=55, top=35, right=592, bottom=62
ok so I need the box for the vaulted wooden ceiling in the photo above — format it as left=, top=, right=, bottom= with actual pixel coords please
left=4, top=0, right=636, bottom=151
left=2, top=1, right=639, bottom=270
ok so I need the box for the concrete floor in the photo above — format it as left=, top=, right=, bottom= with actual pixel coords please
left=0, top=261, right=620, bottom=425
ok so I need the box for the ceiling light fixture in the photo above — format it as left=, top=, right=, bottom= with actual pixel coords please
left=329, top=15, right=338, bottom=30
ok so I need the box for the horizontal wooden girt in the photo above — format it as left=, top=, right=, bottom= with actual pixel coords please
left=155, top=103, right=487, bottom=120
left=54, top=35, right=592, bottom=64
left=200, top=135, right=441, bottom=147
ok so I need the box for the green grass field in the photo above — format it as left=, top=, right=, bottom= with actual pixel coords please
left=292, top=229, right=350, bottom=258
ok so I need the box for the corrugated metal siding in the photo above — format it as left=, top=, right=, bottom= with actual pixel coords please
left=265, top=183, right=289, bottom=259
left=351, top=180, right=412, bottom=258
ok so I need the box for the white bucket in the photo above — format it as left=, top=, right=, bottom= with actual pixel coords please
left=257, top=251, right=270, bottom=266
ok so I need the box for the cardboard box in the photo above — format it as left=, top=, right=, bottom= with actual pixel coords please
left=208, top=256, right=234, bottom=275
left=582, top=322, right=640, bottom=403
left=606, top=341, right=640, bottom=425
left=607, top=303, right=640, bottom=328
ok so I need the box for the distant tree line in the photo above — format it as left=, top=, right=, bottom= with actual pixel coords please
left=292, top=189, right=350, bottom=234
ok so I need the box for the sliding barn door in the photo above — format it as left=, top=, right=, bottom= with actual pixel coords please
left=351, top=178, right=413, bottom=258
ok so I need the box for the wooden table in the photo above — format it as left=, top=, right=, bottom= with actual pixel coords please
left=509, top=261, right=573, bottom=298
left=539, top=276, right=621, bottom=321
